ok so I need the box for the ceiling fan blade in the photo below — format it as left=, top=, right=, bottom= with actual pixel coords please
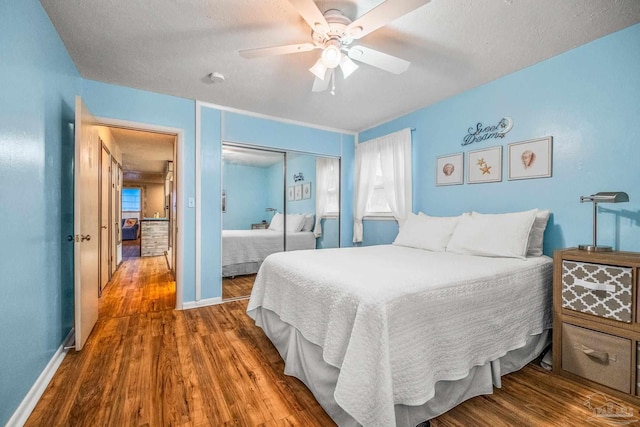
left=312, top=69, right=331, bottom=92
left=348, top=46, right=410, bottom=74
left=239, top=43, right=317, bottom=59
left=288, top=0, right=330, bottom=33
left=346, top=0, right=430, bottom=40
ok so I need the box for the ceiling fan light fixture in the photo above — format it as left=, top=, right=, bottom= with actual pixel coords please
left=321, top=42, right=342, bottom=68
left=339, top=55, right=358, bottom=79
left=309, top=58, right=328, bottom=80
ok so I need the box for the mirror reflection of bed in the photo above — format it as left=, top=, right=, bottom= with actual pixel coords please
left=221, top=144, right=340, bottom=301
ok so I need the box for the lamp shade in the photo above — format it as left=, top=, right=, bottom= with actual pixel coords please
left=579, top=191, right=629, bottom=252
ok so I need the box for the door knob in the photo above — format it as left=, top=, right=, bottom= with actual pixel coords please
left=81, top=234, right=91, bottom=242
left=101, top=225, right=108, bottom=229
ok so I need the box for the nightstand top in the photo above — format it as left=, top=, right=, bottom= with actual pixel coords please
left=555, top=247, right=640, bottom=266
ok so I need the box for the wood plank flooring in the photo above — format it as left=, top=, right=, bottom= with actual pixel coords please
left=222, top=274, right=256, bottom=300
left=27, top=255, right=640, bottom=426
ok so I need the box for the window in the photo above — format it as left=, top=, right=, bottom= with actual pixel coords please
left=364, top=153, right=391, bottom=216
left=353, top=128, right=412, bottom=243
left=122, top=188, right=141, bottom=212
left=324, top=159, right=340, bottom=216
left=316, top=157, right=340, bottom=217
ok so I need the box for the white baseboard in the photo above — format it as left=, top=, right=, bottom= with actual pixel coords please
left=6, top=329, right=74, bottom=427
left=182, top=297, right=223, bottom=310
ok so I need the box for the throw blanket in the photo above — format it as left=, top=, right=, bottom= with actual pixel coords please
left=247, top=245, right=553, bottom=427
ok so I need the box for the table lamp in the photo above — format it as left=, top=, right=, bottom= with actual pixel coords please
left=578, top=192, right=629, bottom=252
left=265, top=207, right=277, bottom=222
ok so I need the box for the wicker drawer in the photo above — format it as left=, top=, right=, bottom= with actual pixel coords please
left=561, top=260, right=632, bottom=322
left=562, top=323, right=631, bottom=393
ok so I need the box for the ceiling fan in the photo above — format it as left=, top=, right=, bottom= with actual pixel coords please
left=239, top=0, right=431, bottom=94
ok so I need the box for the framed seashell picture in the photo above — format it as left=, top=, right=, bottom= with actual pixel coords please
left=508, top=136, right=553, bottom=180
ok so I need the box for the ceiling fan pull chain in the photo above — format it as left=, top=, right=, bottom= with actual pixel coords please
left=330, top=71, right=336, bottom=96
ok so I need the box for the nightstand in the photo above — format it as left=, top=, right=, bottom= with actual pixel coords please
left=553, top=248, right=640, bottom=400
left=251, top=222, right=269, bottom=230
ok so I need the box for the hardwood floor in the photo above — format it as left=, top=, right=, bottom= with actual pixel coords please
left=222, top=274, right=256, bottom=300
left=27, top=255, right=640, bottom=426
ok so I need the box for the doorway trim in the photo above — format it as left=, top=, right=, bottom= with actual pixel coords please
left=95, top=116, right=185, bottom=310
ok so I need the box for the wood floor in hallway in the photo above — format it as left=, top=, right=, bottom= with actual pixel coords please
left=26, top=255, right=640, bottom=426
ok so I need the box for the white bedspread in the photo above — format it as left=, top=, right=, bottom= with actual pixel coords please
left=247, top=245, right=553, bottom=427
left=222, top=229, right=316, bottom=267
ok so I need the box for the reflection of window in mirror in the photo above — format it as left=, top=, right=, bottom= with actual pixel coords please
left=317, top=157, right=340, bottom=217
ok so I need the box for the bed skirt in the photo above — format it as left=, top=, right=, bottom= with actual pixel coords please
left=222, top=261, right=261, bottom=278
left=251, top=306, right=550, bottom=427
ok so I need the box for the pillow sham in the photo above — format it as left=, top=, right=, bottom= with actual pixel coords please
left=393, top=212, right=460, bottom=252
left=446, top=209, right=538, bottom=259
left=527, top=209, right=550, bottom=257
left=301, top=214, right=315, bottom=232
left=124, top=218, right=138, bottom=227
left=286, top=214, right=305, bottom=232
left=268, top=212, right=284, bottom=231
left=269, top=213, right=307, bottom=232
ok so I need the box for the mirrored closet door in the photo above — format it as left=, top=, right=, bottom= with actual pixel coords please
left=221, top=143, right=340, bottom=301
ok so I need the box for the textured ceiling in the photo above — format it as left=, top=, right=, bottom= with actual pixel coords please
left=109, top=127, right=175, bottom=176
left=41, top=0, right=640, bottom=132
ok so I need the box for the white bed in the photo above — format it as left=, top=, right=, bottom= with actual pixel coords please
left=247, top=244, right=553, bottom=427
left=222, top=229, right=316, bottom=277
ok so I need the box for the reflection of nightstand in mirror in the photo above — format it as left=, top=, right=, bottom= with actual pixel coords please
left=251, top=222, right=269, bottom=230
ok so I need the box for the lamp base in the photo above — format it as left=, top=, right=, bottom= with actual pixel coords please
left=578, top=244, right=613, bottom=252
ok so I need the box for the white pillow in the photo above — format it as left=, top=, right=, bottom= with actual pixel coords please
left=393, top=212, right=460, bottom=252
left=527, top=209, right=550, bottom=257
left=286, top=214, right=305, bottom=232
left=301, top=214, right=315, bottom=232
left=446, top=209, right=538, bottom=259
left=268, top=212, right=284, bottom=231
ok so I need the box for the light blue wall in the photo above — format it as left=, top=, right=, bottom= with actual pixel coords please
left=0, top=0, right=80, bottom=424
left=223, top=163, right=270, bottom=229
left=316, top=218, right=339, bottom=249
left=359, top=24, right=640, bottom=253
left=200, top=108, right=355, bottom=300
left=265, top=159, right=285, bottom=217
left=286, top=153, right=316, bottom=215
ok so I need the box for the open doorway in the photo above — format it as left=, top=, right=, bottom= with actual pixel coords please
left=97, top=124, right=179, bottom=316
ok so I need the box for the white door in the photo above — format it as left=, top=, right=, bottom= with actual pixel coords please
left=100, top=144, right=111, bottom=295
left=74, top=97, right=100, bottom=351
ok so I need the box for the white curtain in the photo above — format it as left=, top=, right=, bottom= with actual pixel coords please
left=353, top=140, right=381, bottom=243
left=314, top=157, right=339, bottom=237
left=379, top=129, right=412, bottom=226
left=353, top=128, right=412, bottom=243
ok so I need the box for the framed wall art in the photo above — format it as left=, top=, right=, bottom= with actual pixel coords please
left=294, top=184, right=302, bottom=200
left=467, top=146, right=502, bottom=184
left=508, top=136, right=553, bottom=180
left=302, top=182, right=311, bottom=199
left=436, top=153, right=464, bottom=186
left=287, top=186, right=295, bottom=202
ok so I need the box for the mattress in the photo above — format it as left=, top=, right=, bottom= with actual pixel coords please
left=222, top=229, right=316, bottom=276
left=247, top=245, right=553, bottom=427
